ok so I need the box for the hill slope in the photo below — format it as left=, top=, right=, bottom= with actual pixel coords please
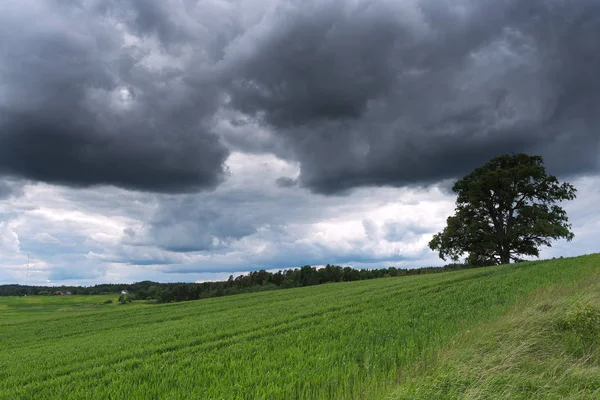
left=391, top=266, right=600, bottom=399
left=1, top=254, right=599, bottom=399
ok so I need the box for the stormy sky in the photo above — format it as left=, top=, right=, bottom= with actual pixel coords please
left=1, top=0, right=599, bottom=285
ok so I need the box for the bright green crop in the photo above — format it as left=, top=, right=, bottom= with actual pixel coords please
left=1, top=255, right=598, bottom=399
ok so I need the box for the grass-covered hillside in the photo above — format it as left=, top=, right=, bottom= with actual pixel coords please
left=391, top=271, right=600, bottom=399
left=1, top=254, right=599, bottom=399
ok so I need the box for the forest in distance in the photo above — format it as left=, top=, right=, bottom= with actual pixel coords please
left=1, top=261, right=488, bottom=302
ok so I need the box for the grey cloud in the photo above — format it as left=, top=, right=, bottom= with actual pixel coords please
left=94, top=245, right=187, bottom=266
left=3, top=0, right=599, bottom=197
left=275, top=177, right=297, bottom=188
left=161, top=231, right=417, bottom=274
left=225, top=0, right=600, bottom=193
left=362, top=219, right=378, bottom=240
left=227, top=1, right=405, bottom=127
left=0, top=185, right=11, bottom=200
left=0, top=0, right=229, bottom=193
left=99, top=0, right=190, bottom=47
left=384, top=221, right=432, bottom=243
left=47, top=261, right=108, bottom=282
left=130, top=164, right=435, bottom=263
left=0, top=179, right=24, bottom=200
left=144, top=195, right=261, bottom=252
left=123, top=227, right=136, bottom=238
left=124, top=163, right=374, bottom=255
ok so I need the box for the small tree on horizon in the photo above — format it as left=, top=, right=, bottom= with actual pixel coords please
left=118, top=293, right=134, bottom=304
left=429, top=153, right=577, bottom=265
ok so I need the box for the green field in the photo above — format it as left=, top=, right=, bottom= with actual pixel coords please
left=391, top=272, right=600, bottom=399
left=0, top=294, right=127, bottom=319
left=1, top=255, right=599, bottom=399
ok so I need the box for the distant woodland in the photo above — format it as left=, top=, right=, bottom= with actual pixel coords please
left=1, top=262, right=477, bottom=302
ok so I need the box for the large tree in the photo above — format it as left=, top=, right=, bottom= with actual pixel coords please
left=429, top=154, right=576, bottom=265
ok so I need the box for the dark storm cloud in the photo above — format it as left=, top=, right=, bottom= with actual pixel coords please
left=0, top=0, right=229, bottom=193
left=2, top=0, right=599, bottom=195
left=225, top=0, right=600, bottom=193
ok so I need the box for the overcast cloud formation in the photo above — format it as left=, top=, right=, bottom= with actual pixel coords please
left=1, top=0, right=599, bottom=284
left=226, top=0, right=600, bottom=193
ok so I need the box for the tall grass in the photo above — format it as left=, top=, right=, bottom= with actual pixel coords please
left=1, top=254, right=598, bottom=399
left=391, top=269, right=600, bottom=399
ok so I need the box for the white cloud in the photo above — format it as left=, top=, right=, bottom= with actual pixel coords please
left=0, top=158, right=598, bottom=285
left=33, top=232, right=61, bottom=244
left=0, top=221, right=20, bottom=255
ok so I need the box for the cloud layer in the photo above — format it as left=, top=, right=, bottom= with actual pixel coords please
left=225, top=0, right=600, bottom=193
left=0, top=0, right=229, bottom=192
left=1, top=0, right=599, bottom=194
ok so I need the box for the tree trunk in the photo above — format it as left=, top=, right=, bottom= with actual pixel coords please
left=500, top=250, right=510, bottom=265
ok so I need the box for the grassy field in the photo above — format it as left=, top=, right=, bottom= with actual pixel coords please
left=0, top=294, right=128, bottom=320
left=391, top=267, right=600, bottom=399
left=1, top=254, right=599, bottom=399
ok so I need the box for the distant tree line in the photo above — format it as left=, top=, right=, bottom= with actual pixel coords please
left=0, top=262, right=478, bottom=301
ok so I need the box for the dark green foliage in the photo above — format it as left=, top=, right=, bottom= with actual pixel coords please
left=429, top=154, right=576, bottom=265
left=118, top=294, right=134, bottom=304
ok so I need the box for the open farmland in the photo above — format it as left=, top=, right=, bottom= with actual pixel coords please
left=1, top=255, right=599, bottom=399
left=0, top=294, right=121, bottom=320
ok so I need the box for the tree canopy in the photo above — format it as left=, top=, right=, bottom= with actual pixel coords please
left=429, top=154, right=576, bottom=265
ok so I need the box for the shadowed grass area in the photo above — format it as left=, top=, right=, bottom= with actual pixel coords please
left=1, top=254, right=599, bottom=399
